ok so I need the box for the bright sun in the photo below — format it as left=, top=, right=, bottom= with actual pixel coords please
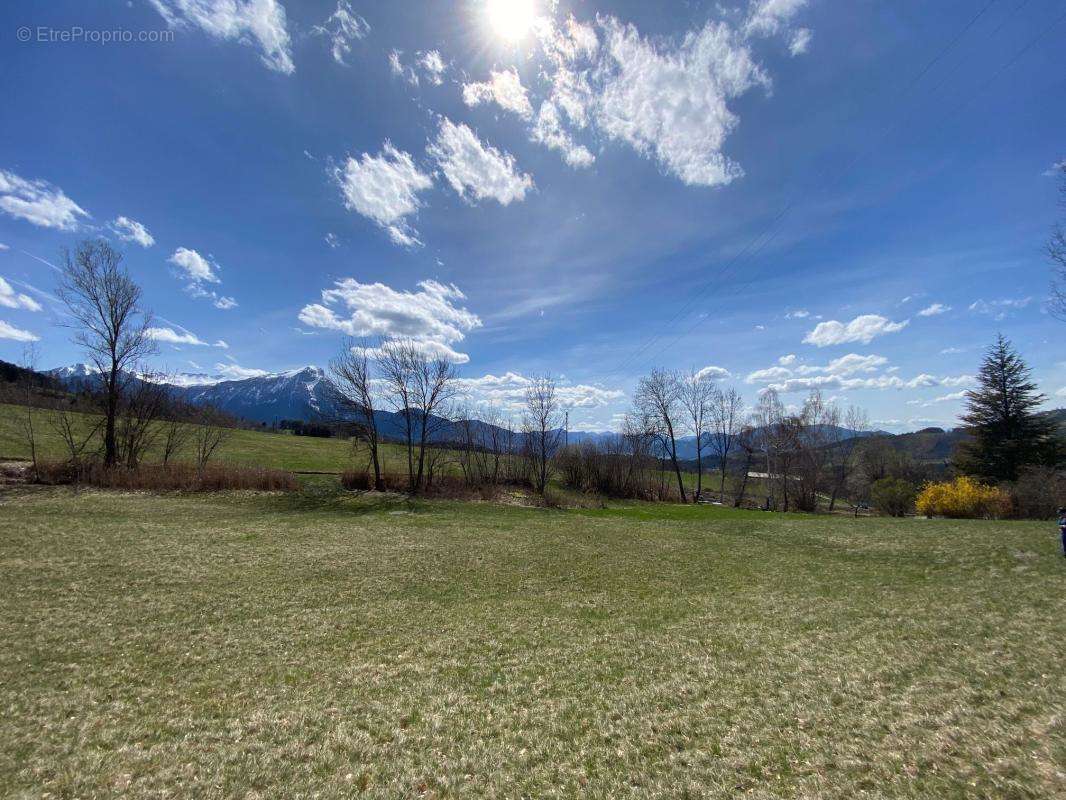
left=485, top=0, right=537, bottom=41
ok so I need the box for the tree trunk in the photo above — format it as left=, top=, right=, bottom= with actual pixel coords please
left=370, top=442, right=382, bottom=491
left=734, top=450, right=752, bottom=508
left=104, top=365, right=119, bottom=468
left=694, top=446, right=702, bottom=503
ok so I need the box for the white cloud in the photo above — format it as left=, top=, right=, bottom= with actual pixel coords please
left=214, top=339, right=229, bottom=349
left=803, top=314, right=909, bottom=347
left=0, top=170, right=89, bottom=230
left=695, top=365, right=731, bottom=382
left=1056, top=386, right=1066, bottom=398
left=0, top=243, right=8, bottom=250
left=387, top=49, right=446, bottom=86
left=147, top=326, right=209, bottom=346
left=785, top=309, right=809, bottom=319
left=745, top=352, right=970, bottom=396
left=109, top=216, right=155, bottom=248
left=462, top=67, right=534, bottom=119
left=214, top=362, right=269, bottom=380
left=0, top=319, right=39, bottom=342
left=530, top=101, right=595, bottom=168
left=418, top=50, right=446, bottom=85
left=917, top=302, right=950, bottom=317
left=969, top=297, right=1032, bottom=316
left=212, top=295, right=238, bottom=310
left=456, top=371, right=624, bottom=411
left=940, top=346, right=964, bottom=355
left=0, top=277, right=43, bottom=312
left=778, top=354, right=796, bottom=366
left=168, top=247, right=219, bottom=284
left=388, top=49, right=419, bottom=85
left=149, top=0, right=294, bottom=74
left=745, top=0, right=808, bottom=37
left=594, top=17, right=768, bottom=187
left=1044, top=159, right=1066, bottom=177
left=795, top=353, right=888, bottom=376
left=324, top=232, right=340, bottom=249
left=939, top=374, right=974, bottom=387
left=427, top=118, right=533, bottom=206
left=168, top=248, right=237, bottom=308
left=298, top=277, right=482, bottom=363
left=312, top=0, right=369, bottom=66
left=334, top=142, right=433, bottom=247
left=788, top=28, right=812, bottom=56
left=931, top=390, right=967, bottom=404
left=746, top=365, right=793, bottom=383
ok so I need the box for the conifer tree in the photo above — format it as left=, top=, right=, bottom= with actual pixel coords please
left=956, top=335, right=1056, bottom=481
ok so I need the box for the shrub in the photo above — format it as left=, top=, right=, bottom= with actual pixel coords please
left=915, top=475, right=1012, bottom=519
left=1008, top=467, right=1066, bottom=519
left=35, top=461, right=297, bottom=492
left=870, top=477, right=916, bottom=517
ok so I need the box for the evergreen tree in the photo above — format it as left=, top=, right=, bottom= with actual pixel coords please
left=955, top=335, right=1056, bottom=481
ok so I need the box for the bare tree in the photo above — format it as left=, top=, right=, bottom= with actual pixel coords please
left=826, top=405, right=869, bottom=511
left=159, top=407, right=194, bottom=467
left=17, top=344, right=42, bottom=481
left=707, top=386, right=744, bottom=503
left=330, top=338, right=383, bottom=490
left=410, top=351, right=457, bottom=491
left=751, top=389, right=784, bottom=510
left=194, top=407, right=230, bottom=472
left=731, top=421, right=758, bottom=508
left=1050, top=161, right=1066, bottom=320
left=680, top=370, right=715, bottom=502
left=116, top=372, right=169, bottom=469
left=57, top=240, right=154, bottom=467
left=634, top=369, right=688, bottom=503
left=523, top=374, right=563, bottom=494
left=49, top=406, right=103, bottom=470
left=792, top=390, right=834, bottom=512
left=377, top=339, right=457, bottom=493
left=378, top=339, right=417, bottom=489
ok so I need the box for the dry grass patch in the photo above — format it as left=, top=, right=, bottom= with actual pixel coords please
left=1, top=488, right=1064, bottom=798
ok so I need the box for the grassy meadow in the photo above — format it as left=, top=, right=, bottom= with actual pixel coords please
left=0, top=402, right=408, bottom=475
left=2, top=486, right=1065, bottom=798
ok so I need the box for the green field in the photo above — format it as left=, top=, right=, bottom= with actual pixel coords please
left=2, top=486, right=1064, bottom=798
left=0, top=402, right=410, bottom=474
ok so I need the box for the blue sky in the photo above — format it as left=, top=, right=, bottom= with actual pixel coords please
left=0, top=0, right=1063, bottom=431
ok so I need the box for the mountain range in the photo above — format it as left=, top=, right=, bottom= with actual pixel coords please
left=41, top=363, right=882, bottom=455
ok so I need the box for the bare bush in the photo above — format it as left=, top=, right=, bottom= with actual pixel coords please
left=35, top=461, right=297, bottom=492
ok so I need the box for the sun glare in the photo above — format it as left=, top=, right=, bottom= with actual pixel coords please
left=485, top=0, right=537, bottom=41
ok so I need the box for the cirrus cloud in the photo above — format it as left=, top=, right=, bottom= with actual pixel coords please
left=149, top=0, right=295, bottom=74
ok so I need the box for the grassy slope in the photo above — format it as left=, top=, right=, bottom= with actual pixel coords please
left=0, top=402, right=413, bottom=473
left=2, top=488, right=1064, bottom=798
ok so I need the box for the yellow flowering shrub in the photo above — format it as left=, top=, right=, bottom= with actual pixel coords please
left=915, top=476, right=1012, bottom=519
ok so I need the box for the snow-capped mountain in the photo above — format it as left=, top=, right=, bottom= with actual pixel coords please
left=49, top=363, right=348, bottom=424
left=177, top=366, right=347, bottom=423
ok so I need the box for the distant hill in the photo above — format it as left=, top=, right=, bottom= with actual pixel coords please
left=35, top=362, right=1066, bottom=457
